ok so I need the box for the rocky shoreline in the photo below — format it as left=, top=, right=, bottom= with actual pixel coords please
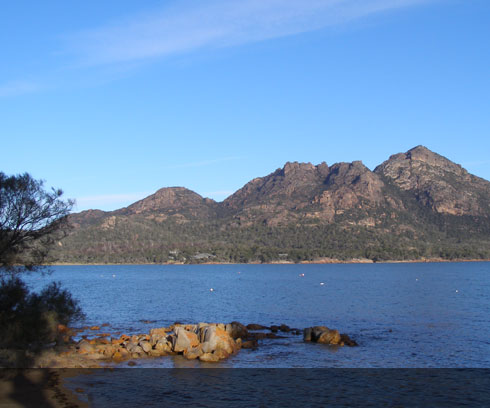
left=50, top=258, right=490, bottom=266
left=0, top=322, right=357, bottom=406
left=7, top=321, right=358, bottom=369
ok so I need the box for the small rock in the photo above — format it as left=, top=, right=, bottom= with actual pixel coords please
left=149, top=349, right=164, bottom=357
left=340, top=333, right=358, bottom=347
left=126, top=344, right=144, bottom=354
left=184, top=345, right=203, bottom=360
left=241, top=340, right=258, bottom=349
left=112, top=351, right=123, bottom=361
left=149, top=328, right=167, bottom=337
left=249, top=332, right=268, bottom=340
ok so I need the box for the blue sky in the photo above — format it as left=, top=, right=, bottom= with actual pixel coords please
left=1, top=0, right=489, bottom=212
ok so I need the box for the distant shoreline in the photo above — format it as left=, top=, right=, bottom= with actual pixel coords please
left=48, top=258, right=490, bottom=266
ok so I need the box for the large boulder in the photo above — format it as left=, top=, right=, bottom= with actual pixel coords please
left=225, top=321, right=248, bottom=340
left=199, top=325, right=238, bottom=356
left=139, top=340, right=152, bottom=353
left=317, top=329, right=341, bottom=345
left=155, top=337, right=173, bottom=354
left=183, top=345, right=203, bottom=360
left=172, top=327, right=200, bottom=353
left=304, top=326, right=354, bottom=346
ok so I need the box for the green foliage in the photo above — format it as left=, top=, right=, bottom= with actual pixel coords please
left=0, top=276, right=84, bottom=349
left=0, top=172, right=74, bottom=272
left=54, top=209, right=490, bottom=264
left=0, top=171, right=83, bottom=354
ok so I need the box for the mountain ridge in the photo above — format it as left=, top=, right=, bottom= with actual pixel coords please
left=60, top=146, right=490, bottom=264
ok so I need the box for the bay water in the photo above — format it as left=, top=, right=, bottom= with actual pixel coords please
left=26, top=262, right=490, bottom=368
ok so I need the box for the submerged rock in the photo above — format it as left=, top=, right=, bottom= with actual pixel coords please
left=279, top=324, right=290, bottom=333
left=246, top=323, right=268, bottom=331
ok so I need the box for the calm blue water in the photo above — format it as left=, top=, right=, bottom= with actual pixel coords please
left=26, top=262, right=490, bottom=368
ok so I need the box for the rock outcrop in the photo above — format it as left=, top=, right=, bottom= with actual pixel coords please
left=60, top=321, right=358, bottom=365
left=71, top=322, right=245, bottom=363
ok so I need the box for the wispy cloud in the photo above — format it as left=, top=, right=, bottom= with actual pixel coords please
left=67, top=0, right=431, bottom=66
left=168, top=156, right=245, bottom=169
left=0, top=80, right=41, bottom=97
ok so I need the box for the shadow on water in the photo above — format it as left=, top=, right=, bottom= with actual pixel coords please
left=0, top=344, right=81, bottom=407
left=60, top=368, right=490, bottom=407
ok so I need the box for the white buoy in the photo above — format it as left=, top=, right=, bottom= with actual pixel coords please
left=416, top=278, right=418, bottom=281
left=112, top=274, right=116, bottom=278
left=210, top=288, right=214, bottom=292
left=320, top=282, right=325, bottom=286
left=455, top=290, right=459, bottom=293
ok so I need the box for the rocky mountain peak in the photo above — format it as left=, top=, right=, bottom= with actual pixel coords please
left=281, top=161, right=316, bottom=176
left=377, top=145, right=467, bottom=180
left=117, top=187, right=217, bottom=218
left=375, top=146, right=489, bottom=216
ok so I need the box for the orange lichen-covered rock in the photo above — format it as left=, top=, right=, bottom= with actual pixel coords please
left=172, top=327, right=200, bottom=353
left=200, top=326, right=238, bottom=356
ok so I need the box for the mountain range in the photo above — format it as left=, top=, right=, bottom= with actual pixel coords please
left=56, top=146, right=490, bottom=264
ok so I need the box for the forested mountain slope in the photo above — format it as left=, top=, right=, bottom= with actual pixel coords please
left=56, top=146, right=490, bottom=263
